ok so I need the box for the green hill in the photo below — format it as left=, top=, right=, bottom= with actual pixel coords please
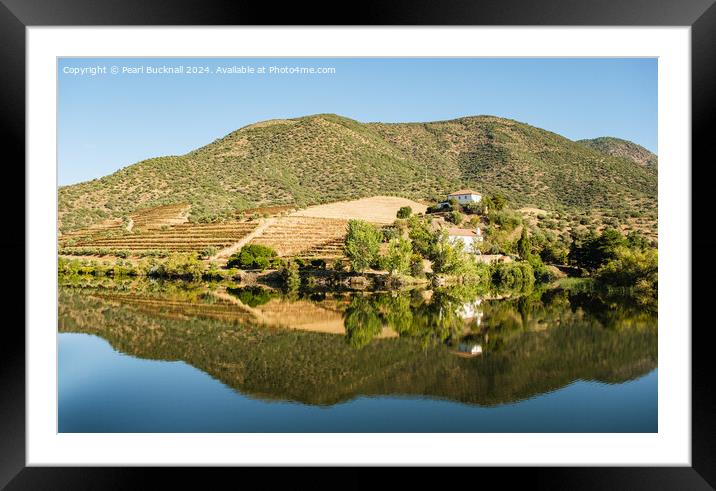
left=58, top=114, right=657, bottom=232
left=577, top=136, right=657, bottom=168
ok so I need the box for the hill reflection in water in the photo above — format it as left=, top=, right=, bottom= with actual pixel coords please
left=58, top=278, right=657, bottom=408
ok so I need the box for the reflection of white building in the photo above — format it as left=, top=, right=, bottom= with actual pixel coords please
left=458, top=343, right=483, bottom=355
left=447, top=227, right=484, bottom=252
left=458, top=300, right=484, bottom=327
left=449, top=341, right=483, bottom=358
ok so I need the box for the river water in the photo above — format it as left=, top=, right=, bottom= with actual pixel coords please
left=58, top=278, right=657, bottom=432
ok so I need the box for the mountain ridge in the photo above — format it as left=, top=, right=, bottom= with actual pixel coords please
left=577, top=136, right=657, bottom=168
left=58, top=113, right=657, bottom=232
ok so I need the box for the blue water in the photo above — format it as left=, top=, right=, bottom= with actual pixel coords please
left=59, top=333, right=658, bottom=433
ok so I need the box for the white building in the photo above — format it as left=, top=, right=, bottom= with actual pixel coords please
left=447, top=227, right=484, bottom=252
left=447, top=189, right=482, bottom=204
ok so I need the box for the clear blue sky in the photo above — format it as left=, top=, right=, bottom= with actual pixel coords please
left=58, top=57, right=657, bottom=185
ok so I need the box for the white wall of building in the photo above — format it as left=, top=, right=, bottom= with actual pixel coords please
left=450, top=194, right=482, bottom=204
left=448, top=235, right=475, bottom=251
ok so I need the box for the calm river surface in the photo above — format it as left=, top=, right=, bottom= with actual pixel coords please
left=58, top=278, right=657, bottom=432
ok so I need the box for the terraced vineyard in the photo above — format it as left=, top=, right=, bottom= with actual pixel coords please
left=62, top=220, right=259, bottom=254
left=130, top=203, right=190, bottom=231
left=58, top=217, right=127, bottom=245
left=250, top=216, right=348, bottom=258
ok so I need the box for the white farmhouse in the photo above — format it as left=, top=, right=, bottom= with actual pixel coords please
left=447, top=227, right=484, bottom=252
left=447, top=189, right=482, bottom=205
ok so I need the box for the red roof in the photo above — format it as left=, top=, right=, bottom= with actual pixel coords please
left=448, top=189, right=481, bottom=196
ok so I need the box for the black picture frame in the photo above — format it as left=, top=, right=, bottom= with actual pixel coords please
left=2, top=0, right=714, bottom=487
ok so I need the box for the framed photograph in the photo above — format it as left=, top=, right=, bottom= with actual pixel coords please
left=4, top=0, right=715, bottom=487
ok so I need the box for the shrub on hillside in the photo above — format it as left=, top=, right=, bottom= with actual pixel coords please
left=227, top=244, right=279, bottom=270
left=489, top=209, right=521, bottom=230
left=540, top=243, right=568, bottom=265
left=410, top=254, right=425, bottom=278
left=381, top=226, right=400, bottom=242
left=396, top=206, right=412, bottom=219
left=448, top=211, right=464, bottom=225
left=198, top=246, right=219, bottom=259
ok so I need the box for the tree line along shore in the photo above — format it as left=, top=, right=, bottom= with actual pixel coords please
left=59, top=195, right=657, bottom=304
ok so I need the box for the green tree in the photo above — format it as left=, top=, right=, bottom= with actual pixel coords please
left=596, top=246, right=658, bottom=290
left=382, top=237, right=413, bottom=275
left=407, top=215, right=439, bottom=257
left=344, top=219, right=382, bottom=272
left=569, top=228, right=625, bottom=271
left=431, top=233, right=478, bottom=276
left=491, top=193, right=507, bottom=211
left=517, top=227, right=532, bottom=259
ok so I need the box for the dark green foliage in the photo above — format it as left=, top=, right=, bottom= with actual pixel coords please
left=517, top=227, right=532, bottom=259
left=448, top=210, right=464, bottom=225
left=490, top=193, right=506, bottom=211
left=381, top=226, right=400, bottom=243
left=407, top=216, right=439, bottom=257
left=526, top=254, right=555, bottom=283
left=279, top=260, right=301, bottom=291
left=540, top=243, right=568, bottom=265
left=396, top=206, right=412, bottom=219
left=625, top=231, right=652, bottom=250
left=462, top=202, right=483, bottom=215
left=491, top=262, right=535, bottom=292
left=569, top=228, right=625, bottom=271
left=410, top=254, right=425, bottom=279
left=227, top=244, right=279, bottom=270
left=488, top=209, right=521, bottom=231
left=226, top=286, right=277, bottom=307
left=595, top=247, right=658, bottom=302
